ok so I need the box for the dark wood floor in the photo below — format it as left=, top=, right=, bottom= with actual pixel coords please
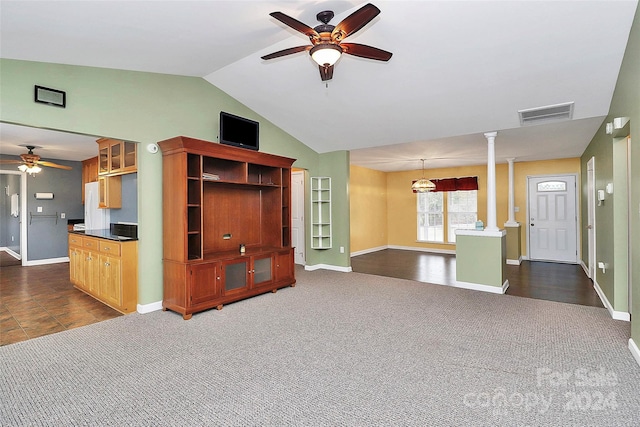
left=351, top=249, right=604, bottom=308
left=0, top=252, right=122, bottom=346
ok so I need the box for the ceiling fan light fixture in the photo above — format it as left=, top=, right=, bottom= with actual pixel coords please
left=18, top=164, right=42, bottom=175
left=310, top=44, right=342, bottom=66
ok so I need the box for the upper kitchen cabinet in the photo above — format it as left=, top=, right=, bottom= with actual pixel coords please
left=97, top=138, right=137, bottom=176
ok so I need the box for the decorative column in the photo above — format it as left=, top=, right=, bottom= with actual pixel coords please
left=505, top=158, right=518, bottom=226
left=484, top=132, right=498, bottom=232
left=504, top=158, right=522, bottom=265
left=454, top=131, right=508, bottom=294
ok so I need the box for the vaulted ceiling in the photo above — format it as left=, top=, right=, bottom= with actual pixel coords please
left=1, top=1, right=637, bottom=171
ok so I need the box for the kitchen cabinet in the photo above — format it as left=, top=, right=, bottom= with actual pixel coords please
left=98, top=175, right=122, bottom=209
left=68, top=234, right=137, bottom=314
left=81, top=156, right=98, bottom=204
left=158, top=136, right=296, bottom=320
left=97, top=138, right=137, bottom=176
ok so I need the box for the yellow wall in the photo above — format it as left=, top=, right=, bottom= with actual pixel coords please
left=350, top=165, right=387, bottom=253
left=350, top=158, right=580, bottom=256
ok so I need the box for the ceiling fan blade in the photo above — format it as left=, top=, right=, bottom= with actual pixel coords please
left=0, top=160, right=23, bottom=164
left=37, top=161, right=72, bottom=170
left=269, top=12, right=319, bottom=39
left=319, top=64, right=334, bottom=81
left=332, top=3, right=380, bottom=41
left=261, top=45, right=311, bottom=60
left=341, top=43, right=392, bottom=61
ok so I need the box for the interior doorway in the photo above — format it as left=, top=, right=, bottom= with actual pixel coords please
left=527, top=174, right=578, bottom=263
left=0, top=170, right=26, bottom=264
left=291, top=170, right=305, bottom=265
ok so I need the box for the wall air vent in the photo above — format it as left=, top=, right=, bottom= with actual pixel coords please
left=518, top=102, right=574, bottom=126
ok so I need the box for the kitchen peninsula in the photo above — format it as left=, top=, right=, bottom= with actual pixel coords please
left=68, top=227, right=138, bottom=314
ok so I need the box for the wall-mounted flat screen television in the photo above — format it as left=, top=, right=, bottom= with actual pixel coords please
left=219, top=111, right=259, bottom=151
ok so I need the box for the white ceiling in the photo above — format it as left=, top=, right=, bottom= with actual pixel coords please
left=0, top=1, right=637, bottom=171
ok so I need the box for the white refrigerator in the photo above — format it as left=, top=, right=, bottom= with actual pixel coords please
left=85, top=181, right=110, bottom=230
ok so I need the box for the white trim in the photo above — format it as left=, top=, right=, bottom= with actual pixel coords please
left=0, top=247, right=21, bottom=260
left=629, top=339, right=640, bottom=368
left=456, top=229, right=506, bottom=238
left=137, top=300, right=163, bottom=314
left=304, top=264, right=352, bottom=273
left=580, top=260, right=589, bottom=278
left=593, top=280, right=630, bottom=321
left=388, top=245, right=456, bottom=255
left=504, top=221, right=520, bottom=228
left=23, top=256, right=69, bottom=266
left=350, top=246, right=388, bottom=257
left=453, top=279, right=509, bottom=294
left=506, top=257, right=522, bottom=265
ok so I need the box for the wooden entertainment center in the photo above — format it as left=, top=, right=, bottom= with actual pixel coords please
left=158, top=136, right=296, bottom=319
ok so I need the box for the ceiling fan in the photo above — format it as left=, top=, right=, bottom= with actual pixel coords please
left=261, top=3, right=392, bottom=81
left=0, top=145, right=72, bottom=175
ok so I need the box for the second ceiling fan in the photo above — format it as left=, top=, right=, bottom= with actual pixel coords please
left=262, top=3, right=392, bottom=81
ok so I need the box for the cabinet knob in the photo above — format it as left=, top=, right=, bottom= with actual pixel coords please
left=105, top=262, right=110, bottom=266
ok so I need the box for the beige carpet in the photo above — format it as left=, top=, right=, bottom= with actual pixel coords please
left=1, top=267, right=639, bottom=425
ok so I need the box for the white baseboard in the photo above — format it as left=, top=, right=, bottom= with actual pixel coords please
left=453, top=279, right=509, bottom=294
left=629, top=339, right=640, bottom=368
left=387, top=245, right=456, bottom=255
left=0, top=247, right=21, bottom=260
left=350, top=246, right=387, bottom=257
left=506, top=257, right=522, bottom=265
left=304, top=264, right=353, bottom=273
left=593, top=280, right=630, bottom=321
left=23, top=257, right=69, bottom=266
left=137, top=300, right=163, bottom=314
left=579, top=260, right=590, bottom=278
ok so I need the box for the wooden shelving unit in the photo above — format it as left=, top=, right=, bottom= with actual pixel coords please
left=158, top=136, right=296, bottom=319
left=311, top=177, right=332, bottom=249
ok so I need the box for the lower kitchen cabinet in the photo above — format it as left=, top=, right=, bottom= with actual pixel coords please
left=163, top=248, right=295, bottom=320
left=68, top=234, right=137, bottom=313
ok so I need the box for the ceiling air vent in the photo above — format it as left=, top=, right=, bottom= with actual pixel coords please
left=518, top=102, right=574, bottom=126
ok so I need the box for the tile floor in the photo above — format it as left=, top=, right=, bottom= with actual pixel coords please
left=0, top=254, right=122, bottom=346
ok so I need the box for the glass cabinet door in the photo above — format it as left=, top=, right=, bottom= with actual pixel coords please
left=98, top=145, right=109, bottom=174
left=123, top=141, right=136, bottom=170
left=253, top=255, right=273, bottom=287
left=110, top=141, right=121, bottom=171
left=222, top=259, right=248, bottom=294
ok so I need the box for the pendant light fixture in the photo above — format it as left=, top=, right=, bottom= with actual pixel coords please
left=411, top=159, right=436, bottom=192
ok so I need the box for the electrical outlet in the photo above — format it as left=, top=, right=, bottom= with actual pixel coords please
left=11, top=236, right=14, bottom=242
left=340, top=246, right=345, bottom=254
left=37, top=206, right=43, bottom=213
left=61, top=213, right=66, bottom=219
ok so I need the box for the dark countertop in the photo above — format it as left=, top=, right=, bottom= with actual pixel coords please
left=69, top=229, right=138, bottom=242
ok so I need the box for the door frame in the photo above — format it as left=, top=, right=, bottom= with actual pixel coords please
left=291, top=169, right=306, bottom=265
left=587, top=157, right=596, bottom=279
left=526, top=173, right=579, bottom=263
left=0, top=169, right=27, bottom=264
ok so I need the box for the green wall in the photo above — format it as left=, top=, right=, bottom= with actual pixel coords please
left=313, top=150, right=351, bottom=268
left=0, top=59, right=351, bottom=305
left=580, top=5, right=639, bottom=345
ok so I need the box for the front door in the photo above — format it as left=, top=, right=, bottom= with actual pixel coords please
left=528, top=175, right=578, bottom=263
